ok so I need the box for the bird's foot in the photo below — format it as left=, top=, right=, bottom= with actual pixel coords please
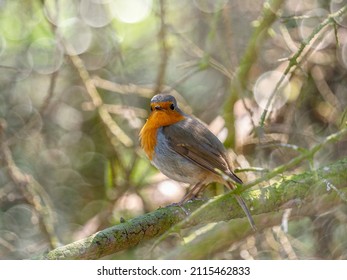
left=166, top=202, right=190, bottom=216
left=166, top=195, right=206, bottom=216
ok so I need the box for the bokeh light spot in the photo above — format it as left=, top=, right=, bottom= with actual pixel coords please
left=57, top=18, right=92, bottom=55
left=330, top=0, right=347, bottom=27
left=0, top=14, right=30, bottom=41
left=52, top=103, right=83, bottom=131
left=44, top=0, right=79, bottom=27
left=253, top=71, right=291, bottom=111
left=158, top=180, right=184, bottom=198
left=3, top=205, right=40, bottom=238
left=116, top=193, right=144, bottom=215
left=80, top=0, right=113, bottom=28
left=112, top=0, right=152, bottom=23
left=28, top=37, right=64, bottom=74
left=298, top=8, right=334, bottom=50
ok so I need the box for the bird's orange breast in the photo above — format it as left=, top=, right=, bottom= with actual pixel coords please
left=140, top=105, right=185, bottom=160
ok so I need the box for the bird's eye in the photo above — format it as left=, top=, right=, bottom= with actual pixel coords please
left=170, top=103, right=175, bottom=110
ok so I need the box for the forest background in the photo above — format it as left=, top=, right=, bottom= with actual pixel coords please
left=1, top=0, right=347, bottom=260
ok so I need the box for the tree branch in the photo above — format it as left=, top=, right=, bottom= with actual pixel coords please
left=259, top=4, right=347, bottom=126
left=0, top=121, right=59, bottom=249
left=40, top=157, right=347, bottom=259
left=224, top=0, right=285, bottom=148
left=163, top=187, right=347, bottom=259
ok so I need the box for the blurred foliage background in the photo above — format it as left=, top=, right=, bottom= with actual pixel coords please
left=1, top=0, right=347, bottom=260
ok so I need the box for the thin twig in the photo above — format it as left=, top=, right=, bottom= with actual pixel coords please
left=224, top=0, right=285, bottom=147
left=65, top=45, right=133, bottom=147
left=242, top=126, right=347, bottom=191
left=173, top=29, right=234, bottom=79
left=0, top=121, right=59, bottom=249
left=40, top=18, right=59, bottom=116
left=259, top=5, right=347, bottom=126
left=40, top=70, right=59, bottom=116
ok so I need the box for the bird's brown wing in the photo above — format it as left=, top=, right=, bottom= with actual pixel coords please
left=162, top=116, right=242, bottom=184
left=164, top=116, right=256, bottom=231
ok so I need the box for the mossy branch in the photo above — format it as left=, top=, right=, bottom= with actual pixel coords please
left=40, top=198, right=245, bottom=260
left=41, top=157, right=347, bottom=260
left=163, top=187, right=347, bottom=259
left=162, top=158, right=347, bottom=259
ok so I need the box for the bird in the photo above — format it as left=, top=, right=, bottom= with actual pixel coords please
left=139, top=94, right=256, bottom=230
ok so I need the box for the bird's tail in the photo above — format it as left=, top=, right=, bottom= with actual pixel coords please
left=227, top=182, right=256, bottom=231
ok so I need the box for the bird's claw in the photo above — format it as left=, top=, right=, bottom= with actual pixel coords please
left=166, top=202, right=190, bottom=216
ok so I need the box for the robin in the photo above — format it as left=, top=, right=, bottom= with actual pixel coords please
left=140, top=94, right=256, bottom=230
